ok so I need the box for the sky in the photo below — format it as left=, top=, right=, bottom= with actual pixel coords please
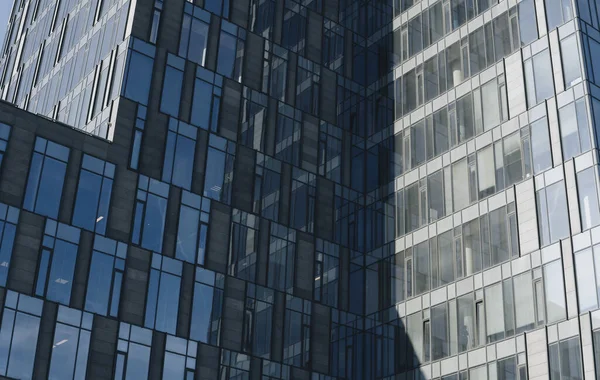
left=0, top=0, right=12, bottom=49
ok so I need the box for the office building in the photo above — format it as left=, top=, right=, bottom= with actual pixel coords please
left=0, top=0, right=600, bottom=378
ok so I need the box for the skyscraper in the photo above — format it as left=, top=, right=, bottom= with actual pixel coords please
left=0, top=0, right=599, bottom=378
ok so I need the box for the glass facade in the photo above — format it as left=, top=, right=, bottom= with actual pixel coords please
left=1, top=0, right=600, bottom=379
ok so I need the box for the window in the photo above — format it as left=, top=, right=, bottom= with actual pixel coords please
left=537, top=181, right=570, bottom=247
left=269, top=47, right=288, bottom=102
left=0, top=204, right=18, bottom=287
left=518, top=0, right=538, bottom=46
left=477, top=145, right=496, bottom=199
left=524, top=49, right=554, bottom=106
left=314, top=239, right=339, bottom=308
left=219, top=350, right=251, bottom=378
left=0, top=123, right=11, bottom=169
left=431, top=302, right=449, bottom=360
left=323, top=21, right=344, bottom=72
left=275, top=103, right=302, bottom=166
left=132, top=176, right=169, bottom=253
left=122, top=42, right=155, bottom=105
left=249, top=0, right=276, bottom=39
left=130, top=105, right=146, bottom=170
left=241, top=88, right=267, bottom=151
left=229, top=209, right=258, bottom=281
left=452, top=159, right=469, bottom=211
left=149, top=0, right=163, bottom=44
left=160, top=54, right=184, bottom=117
left=176, top=191, right=210, bottom=265
left=162, top=335, right=196, bottom=379
left=191, top=67, right=222, bottom=132
left=217, top=20, right=244, bottom=81
left=145, top=253, right=182, bottom=334
left=558, top=98, right=591, bottom=161
left=290, top=168, right=316, bottom=233
left=24, top=137, right=69, bottom=219
left=48, top=306, right=92, bottom=380
left=508, top=273, right=532, bottom=335
left=114, top=323, right=152, bottom=380
left=549, top=337, right=583, bottom=380
left=577, top=168, right=600, bottom=230
left=243, top=284, right=274, bottom=357
left=162, top=118, right=197, bottom=190
left=0, top=292, right=42, bottom=380
left=190, top=268, right=223, bottom=344
left=253, top=153, right=281, bottom=221
left=72, top=154, right=114, bottom=234
left=267, top=223, right=295, bottom=293
left=84, top=235, right=126, bottom=317
left=545, top=0, right=573, bottom=31
left=281, top=1, right=306, bottom=55
left=544, top=259, right=567, bottom=323
left=414, top=241, right=430, bottom=296
left=179, top=4, right=209, bottom=66
left=283, top=295, right=310, bottom=367
left=575, top=244, right=600, bottom=314
left=296, top=57, right=320, bottom=115
left=35, top=221, right=80, bottom=305
left=561, top=33, right=582, bottom=87
left=530, top=117, right=552, bottom=174
left=203, top=134, right=235, bottom=203
left=503, top=132, right=524, bottom=186
left=205, top=0, right=229, bottom=17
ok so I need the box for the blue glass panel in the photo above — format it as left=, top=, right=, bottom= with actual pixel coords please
left=0, top=223, right=16, bottom=287
left=110, top=272, right=123, bottom=317
left=172, top=135, right=195, bottom=190
left=217, top=32, right=237, bottom=77
left=0, top=309, right=15, bottom=375
left=155, top=272, right=180, bottom=334
left=46, top=240, right=78, bottom=305
left=85, top=252, right=114, bottom=315
left=36, top=250, right=51, bottom=297
left=204, top=148, right=226, bottom=201
left=96, top=179, right=113, bottom=234
left=162, top=132, right=176, bottom=183
left=74, top=330, right=90, bottom=380
left=191, top=79, right=212, bottom=128
left=23, top=153, right=43, bottom=212
left=72, top=170, right=103, bottom=232
left=124, top=52, right=153, bottom=105
left=125, top=343, right=150, bottom=380
left=160, top=65, right=183, bottom=117
left=6, top=312, right=40, bottom=380
left=35, top=157, right=67, bottom=219
left=176, top=205, right=199, bottom=263
left=132, top=202, right=144, bottom=244
left=163, top=352, right=186, bottom=380
left=141, top=194, right=167, bottom=252
left=145, top=270, right=160, bottom=329
left=190, top=282, right=214, bottom=343
left=198, top=224, right=208, bottom=265
left=114, top=354, right=125, bottom=380
left=48, top=323, right=79, bottom=380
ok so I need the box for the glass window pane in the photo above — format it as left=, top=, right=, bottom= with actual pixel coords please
left=575, top=248, right=598, bottom=312
left=48, top=323, right=79, bottom=380
left=577, top=168, right=600, bottom=230
left=84, top=252, right=114, bottom=315
left=546, top=182, right=570, bottom=242
left=530, top=117, right=552, bottom=174
left=561, top=34, right=582, bottom=87
left=6, top=312, right=40, bottom=380
left=544, top=260, right=567, bottom=323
